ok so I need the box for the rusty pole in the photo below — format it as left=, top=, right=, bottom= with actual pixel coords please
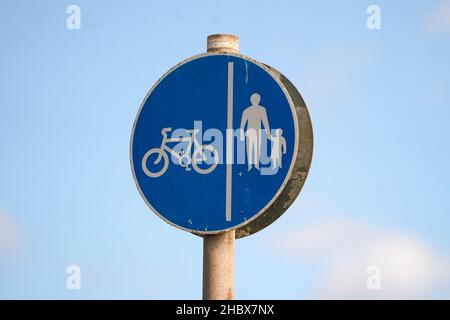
left=202, top=34, right=238, bottom=300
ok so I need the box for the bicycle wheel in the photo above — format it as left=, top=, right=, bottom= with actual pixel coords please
left=192, top=145, right=219, bottom=175
left=141, top=148, right=169, bottom=178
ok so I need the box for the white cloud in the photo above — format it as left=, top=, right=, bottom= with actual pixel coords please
left=0, top=210, right=21, bottom=258
left=426, top=0, right=450, bottom=34
left=275, top=218, right=450, bottom=299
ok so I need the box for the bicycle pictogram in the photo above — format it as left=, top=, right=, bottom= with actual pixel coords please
left=141, top=127, right=219, bottom=178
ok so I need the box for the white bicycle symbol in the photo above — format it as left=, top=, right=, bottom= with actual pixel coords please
left=142, top=127, right=219, bottom=178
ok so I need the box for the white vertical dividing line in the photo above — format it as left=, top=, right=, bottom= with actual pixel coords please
left=226, top=62, right=234, bottom=222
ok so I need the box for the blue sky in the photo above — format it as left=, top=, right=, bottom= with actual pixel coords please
left=0, top=0, right=449, bottom=299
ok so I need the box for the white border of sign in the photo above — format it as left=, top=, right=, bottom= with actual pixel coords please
left=130, top=52, right=300, bottom=235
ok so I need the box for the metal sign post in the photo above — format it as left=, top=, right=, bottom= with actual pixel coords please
left=203, top=228, right=235, bottom=300
left=130, top=34, right=313, bottom=300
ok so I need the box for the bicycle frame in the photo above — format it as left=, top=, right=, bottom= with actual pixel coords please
left=155, top=129, right=203, bottom=166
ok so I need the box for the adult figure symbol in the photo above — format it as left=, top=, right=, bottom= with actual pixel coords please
left=240, top=93, right=271, bottom=171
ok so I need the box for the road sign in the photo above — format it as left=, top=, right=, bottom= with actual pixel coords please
left=131, top=53, right=303, bottom=234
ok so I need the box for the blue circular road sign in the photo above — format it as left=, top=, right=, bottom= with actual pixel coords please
left=131, top=53, right=300, bottom=234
